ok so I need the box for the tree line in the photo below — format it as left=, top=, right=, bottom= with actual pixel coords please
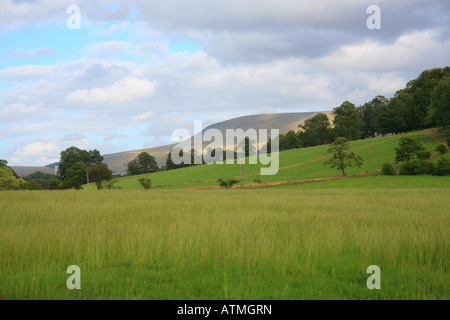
left=273, top=67, right=449, bottom=152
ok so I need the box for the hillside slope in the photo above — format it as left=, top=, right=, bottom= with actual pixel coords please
left=103, top=128, right=448, bottom=190
left=103, top=111, right=332, bottom=174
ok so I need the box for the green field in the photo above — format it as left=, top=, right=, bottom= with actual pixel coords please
left=1, top=128, right=449, bottom=300
left=0, top=188, right=448, bottom=300
left=106, top=129, right=448, bottom=190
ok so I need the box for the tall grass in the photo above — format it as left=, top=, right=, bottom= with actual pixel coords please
left=0, top=189, right=448, bottom=299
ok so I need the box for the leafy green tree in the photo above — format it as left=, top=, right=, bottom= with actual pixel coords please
left=429, top=75, right=450, bottom=128
left=279, top=130, right=301, bottom=151
left=127, top=159, right=145, bottom=175
left=332, top=101, right=363, bottom=141
left=58, top=147, right=103, bottom=180
left=89, top=164, right=113, bottom=190
left=324, top=137, right=364, bottom=176
left=137, top=152, right=159, bottom=173
left=299, top=113, right=332, bottom=146
left=61, top=162, right=87, bottom=189
left=0, top=166, right=22, bottom=190
left=359, top=95, right=388, bottom=138
left=237, top=137, right=257, bottom=157
left=394, top=137, right=425, bottom=163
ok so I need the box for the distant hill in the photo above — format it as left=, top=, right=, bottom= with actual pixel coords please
left=104, top=111, right=332, bottom=174
left=11, top=166, right=56, bottom=177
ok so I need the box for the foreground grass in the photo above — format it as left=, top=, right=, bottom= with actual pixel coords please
left=0, top=188, right=448, bottom=300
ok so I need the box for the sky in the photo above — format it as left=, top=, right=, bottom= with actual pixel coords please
left=0, top=0, right=449, bottom=166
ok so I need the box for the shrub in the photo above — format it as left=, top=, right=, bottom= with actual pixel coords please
left=23, top=180, right=44, bottom=190
left=399, top=160, right=435, bottom=175
left=253, top=176, right=264, bottom=185
left=434, top=157, right=450, bottom=176
left=381, top=162, right=396, bottom=175
left=104, top=179, right=121, bottom=189
left=417, top=151, right=431, bottom=160
left=436, top=144, right=448, bottom=154
left=398, top=161, right=417, bottom=175
left=217, top=178, right=240, bottom=189
left=138, top=177, right=152, bottom=189
left=417, top=160, right=435, bottom=175
left=49, top=178, right=62, bottom=190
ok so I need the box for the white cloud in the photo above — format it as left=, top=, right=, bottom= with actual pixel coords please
left=84, top=40, right=132, bottom=58
left=66, top=76, right=156, bottom=104
left=316, top=29, right=450, bottom=72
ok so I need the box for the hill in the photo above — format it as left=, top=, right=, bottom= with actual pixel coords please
left=102, top=128, right=449, bottom=190
left=10, top=166, right=56, bottom=177
left=103, top=111, right=332, bottom=174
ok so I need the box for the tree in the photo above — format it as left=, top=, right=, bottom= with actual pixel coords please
left=237, top=137, right=257, bottom=157
left=58, top=147, right=103, bottom=180
left=61, top=162, right=87, bottom=189
left=88, top=164, right=113, bottom=190
left=332, top=101, right=363, bottom=141
left=429, top=75, right=450, bottom=128
left=279, top=130, right=301, bottom=151
left=299, top=113, right=332, bottom=146
left=0, top=166, right=22, bottom=190
left=359, top=95, right=388, bottom=138
left=394, top=137, right=425, bottom=163
left=127, top=159, right=145, bottom=175
left=137, top=152, right=159, bottom=173
left=324, top=137, right=364, bottom=176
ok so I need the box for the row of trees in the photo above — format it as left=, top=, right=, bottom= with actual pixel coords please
left=269, top=67, right=450, bottom=153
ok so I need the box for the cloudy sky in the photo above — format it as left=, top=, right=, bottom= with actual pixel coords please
left=1, top=0, right=449, bottom=166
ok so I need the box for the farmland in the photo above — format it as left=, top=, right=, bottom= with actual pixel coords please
left=1, top=129, right=449, bottom=300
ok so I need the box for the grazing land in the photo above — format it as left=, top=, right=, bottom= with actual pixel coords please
left=0, top=187, right=448, bottom=299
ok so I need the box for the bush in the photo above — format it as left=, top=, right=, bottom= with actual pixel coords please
left=49, top=178, right=62, bottom=190
left=399, top=160, right=435, bottom=175
left=436, top=144, right=448, bottom=154
left=417, top=160, right=435, bottom=175
left=217, top=178, right=240, bottom=189
left=253, top=176, right=264, bottom=185
left=381, top=162, right=396, bottom=175
left=104, top=179, right=121, bottom=189
left=417, top=151, right=431, bottom=160
left=434, top=157, right=450, bottom=176
left=22, top=180, right=44, bottom=190
left=138, top=177, right=152, bottom=189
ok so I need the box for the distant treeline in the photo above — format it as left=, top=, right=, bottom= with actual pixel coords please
left=275, top=67, right=450, bottom=151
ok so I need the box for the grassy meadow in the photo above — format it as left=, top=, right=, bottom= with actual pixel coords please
left=0, top=187, right=448, bottom=300
left=1, top=128, right=449, bottom=300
